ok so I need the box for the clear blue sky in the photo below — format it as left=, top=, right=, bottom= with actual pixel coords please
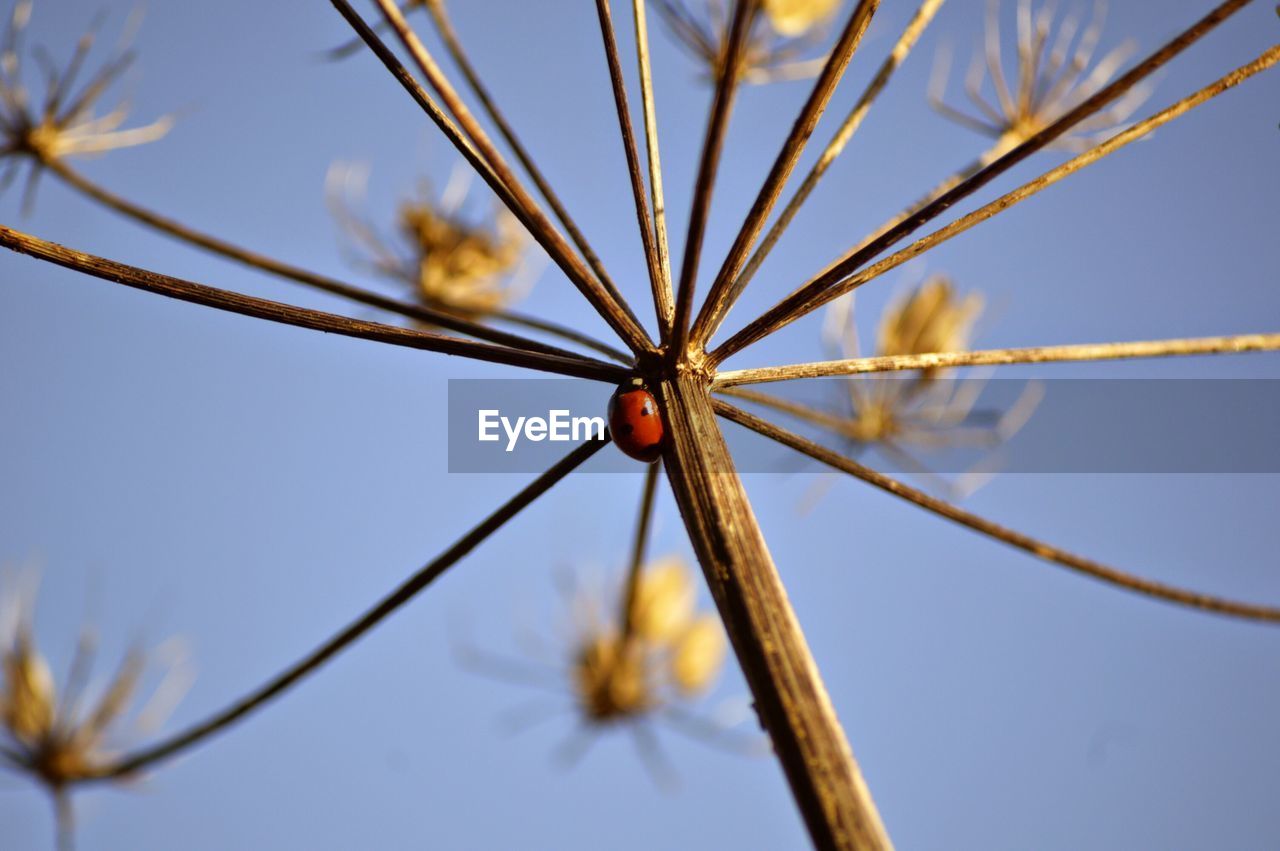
left=2, top=1, right=1279, bottom=848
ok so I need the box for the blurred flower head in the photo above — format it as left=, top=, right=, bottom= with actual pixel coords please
left=929, top=0, right=1151, bottom=155
left=327, top=161, right=528, bottom=320
left=652, top=0, right=842, bottom=84
left=0, top=2, right=172, bottom=210
left=0, top=570, right=191, bottom=789
left=571, top=556, right=725, bottom=724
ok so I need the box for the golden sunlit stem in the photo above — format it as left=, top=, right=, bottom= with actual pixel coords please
left=714, top=333, right=1280, bottom=386
left=620, top=463, right=662, bottom=642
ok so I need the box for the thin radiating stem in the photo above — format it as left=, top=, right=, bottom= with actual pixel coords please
left=632, top=0, right=676, bottom=336
left=53, top=789, right=74, bottom=851
left=422, top=0, right=632, bottom=330
left=715, top=400, right=1280, bottom=623
left=714, top=333, right=1280, bottom=386
left=369, top=0, right=649, bottom=345
left=700, top=0, right=948, bottom=345
left=710, top=0, right=1262, bottom=365
left=0, top=225, right=631, bottom=383
left=691, top=0, right=883, bottom=348
left=670, top=0, right=757, bottom=359
left=84, top=436, right=609, bottom=781
left=620, top=462, right=661, bottom=642
left=595, top=0, right=670, bottom=343
left=330, top=0, right=651, bottom=354
left=47, top=160, right=631, bottom=364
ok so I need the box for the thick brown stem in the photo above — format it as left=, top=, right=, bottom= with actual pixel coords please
left=659, top=372, right=891, bottom=851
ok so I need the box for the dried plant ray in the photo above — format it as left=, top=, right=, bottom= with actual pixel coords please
left=714, top=333, right=1280, bottom=386
left=631, top=0, right=677, bottom=336
left=422, top=0, right=636, bottom=333
left=671, top=0, right=757, bottom=358
left=330, top=0, right=652, bottom=355
left=47, top=160, right=631, bottom=364
left=0, top=225, right=630, bottom=383
left=595, top=0, right=674, bottom=344
left=697, top=0, right=948, bottom=345
left=709, top=0, right=1265, bottom=366
left=83, top=436, right=609, bottom=782
left=715, top=400, right=1280, bottom=623
left=690, top=0, right=883, bottom=349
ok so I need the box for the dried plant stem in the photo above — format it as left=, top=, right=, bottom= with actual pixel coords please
left=702, top=0, right=948, bottom=345
left=661, top=373, right=890, bottom=851
left=620, top=462, right=661, bottom=641
left=422, top=0, right=630, bottom=326
left=716, top=400, right=1280, bottom=623
left=711, top=0, right=1261, bottom=365
left=0, top=225, right=630, bottom=383
left=53, top=789, right=74, bottom=851
left=595, top=0, right=671, bottom=343
left=670, top=0, right=756, bottom=359
left=46, top=160, right=630, bottom=364
left=718, top=385, right=851, bottom=432
left=86, top=436, right=609, bottom=782
left=631, top=0, right=676, bottom=335
left=732, top=41, right=1280, bottom=358
left=369, top=0, right=649, bottom=344
left=331, top=0, right=651, bottom=354
left=691, top=0, right=883, bottom=348
left=714, top=333, right=1280, bottom=386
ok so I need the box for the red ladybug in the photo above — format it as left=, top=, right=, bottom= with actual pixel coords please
left=608, top=383, right=664, bottom=463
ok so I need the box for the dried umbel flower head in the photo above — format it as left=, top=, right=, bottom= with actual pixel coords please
left=652, top=0, right=842, bottom=84
left=875, top=273, right=983, bottom=376
left=572, top=556, right=725, bottom=724
left=0, top=571, right=191, bottom=790
left=327, top=162, right=527, bottom=320
left=0, top=2, right=172, bottom=209
left=929, top=0, right=1151, bottom=156
left=720, top=274, right=1036, bottom=503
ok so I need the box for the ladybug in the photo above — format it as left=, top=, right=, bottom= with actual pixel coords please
left=608, top=382, right=665, bottom=463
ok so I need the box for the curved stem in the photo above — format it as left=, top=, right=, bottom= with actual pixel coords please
left=47, top=160, right=631, bottom=364
left=85, top=436, right=609, bottom=782
left=0, top=225, right=630, bottom=383
left=716, top=400, right=1280, bottom=624
left=713, top=333, right=1280, bottom=386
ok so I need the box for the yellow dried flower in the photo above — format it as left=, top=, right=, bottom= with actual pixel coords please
left=628, top=555, right=697, bottom=643
left=670, top=614, right=727, bottom=694
left=0, top=571, right=190, bottom=789
left=0, top=2, right=172, bottom=210
left=762, top=0, right=842, bottom=37
left=929, top=0, right=1151, bottom=156
left=876, top=274, right=983, bottom=367
left=327, top=162, right=527, bottom=321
